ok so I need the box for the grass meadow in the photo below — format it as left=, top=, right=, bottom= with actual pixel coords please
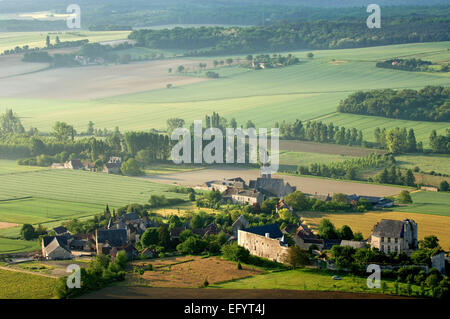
left=211, top=268, right=422, bottom=297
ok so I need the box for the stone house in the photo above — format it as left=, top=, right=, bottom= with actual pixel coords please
left=238, top=224, right=289, bottom=264
left=42, top=236, right=72, bottom=260
left=370, top=219, right=418, bottom=255
left=231, top=189, right=263, bottom=206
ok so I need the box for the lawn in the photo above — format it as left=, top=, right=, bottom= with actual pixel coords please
left=0, top=269, right=57, bottom=299
left=211, top=268, right=421, bottom=297
left=299, top=209, right=450, bottom=249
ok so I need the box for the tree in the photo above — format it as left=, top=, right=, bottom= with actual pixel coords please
left=52, top=121, right=75, bottom=142
left=287, top=246, right=310, bottom=268
left=20, top=224, right=36, bottom=240
left=221, top=242, right=249, bottom=262
left=87, top=121, right=95, bottom=135
left=176, top=236, right=207, bottom=255
left=419, top=235, right=440, bottom=250
left=114, top=250, right=128, bottom=269
left=439, top=180, right=449, bottom=191
left=338, top=225, right=354, bottom=240
left=398, top=190, right=413, bottom=204
left=120, top=158, right=144, bottom=176
left=157, top=225, right=171, bottom=249
left=177, top=65, right=185, bottom=73
left=318, top=218, right=338, bottom=239
left=141, top=228, right=159, bottom=247
left=245, top=120, right=255, bottom=129
left=307, top=52, right=314, bottom=58
left=0, top=109, right=25, bottom=134
left=30, top=137, right=45, bottom=156
left=284, top=191, right=309, bottom=212
left=167, top=118, right=185, bottom=136
left=405, top=169, right=416, bottom=187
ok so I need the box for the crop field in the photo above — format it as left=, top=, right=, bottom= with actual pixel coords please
left=0, top=169, right=186, bottom=228
left=0, top=159, right=47, bottom=174
left=395, top=191, right=450, bottom=217
left=211, top=268, right=420, bottom=297
left=299, top=209, right=450, bottom=249
left=128, top=256, right=263, bottom=288
left=0, top=42, right=448, bottom=139
left=0, top=31, right=131, bottom=52
left=146, top=167, right=407, bottom=197
left=0, top=237, right=40, bottom=254
left=0, top=269, right=57, bottom=299
left=395, top=154, right=450, bottom=175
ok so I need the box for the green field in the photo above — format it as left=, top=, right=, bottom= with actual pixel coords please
left=0, top=269, right=57, bottom=299
left=0, top=30, right=131, bottom=52
left=1, top=42, right=449, bottom=146
left=395, top=154, right=450, bottom=175
left=395, top=191, right=450, bottom=216
left=211, top=268, right=421, bottom=297
left=0, top=237, right=40, bottom=254
left=0, top=159, right=46, bottom=174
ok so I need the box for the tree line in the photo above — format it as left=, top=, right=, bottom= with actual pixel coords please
left=338, top=86, right=450, bottom=122
left=276, top=119, right=363, bottom=146
left=376, top=58, right=448, bottom=73
left=129, top=17, right=450, bottom=56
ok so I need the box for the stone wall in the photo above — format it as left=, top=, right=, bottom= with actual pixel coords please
left=238, top=230, right=288, bottom=264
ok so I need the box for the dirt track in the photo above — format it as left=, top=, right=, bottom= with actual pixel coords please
left=145, top=167, right=408, bottom=197
left=80, top=286, right=412, bottom=299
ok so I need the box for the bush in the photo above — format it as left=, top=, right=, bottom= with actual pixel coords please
left=221, top=242, right=250, bottom=263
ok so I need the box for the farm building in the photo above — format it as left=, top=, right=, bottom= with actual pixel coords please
left=96, top=228, right=128, bottom=255
left=103, top=157, right=122, bottom=174
left=238, top=224, right=289, bottom=264
left=231, top=189, right=263, bottom=206
left=370, top=219, right=418, bottom=255
left=249, top=174, right=296, bottom=198
left=42, top=236, right=72, bottom=260
left=64, top=159, right=83, bottom=170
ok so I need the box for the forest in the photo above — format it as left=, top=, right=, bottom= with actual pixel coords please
left=129, top=17, right=450, bottom=55
left=338, top=86, right=450, bottom=122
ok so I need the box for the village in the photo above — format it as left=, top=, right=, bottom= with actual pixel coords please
left=13, top=172, right=440, bottom=285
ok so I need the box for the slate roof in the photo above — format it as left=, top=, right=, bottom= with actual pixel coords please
left=45, top=237, right=71, bottom=255
left=123, top=212, right=140, bottom=221
left=372, top=219, right=407, bottom=238
left=97, top=228, right=128, bottom=247
left=340, top=240, right=366, bottom=249
left=242, top=224, right=283, bottom=239
left=323, top=239, right=342, bottom=250
left=42, top=235, right=69, bottom=248
left=53, top=226, right=68, bottom=235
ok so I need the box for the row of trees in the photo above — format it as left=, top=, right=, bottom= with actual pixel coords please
left=376, top=58, right=448, bottom=72
left=373, top=166, right=416, bottom=187
left=338, top=86, right=449, bottom=122
left=297, top=153, right=394, bottom=181
left=277, top=120, right=363, bottom=146
left=374, top=127, right=421, bottom=153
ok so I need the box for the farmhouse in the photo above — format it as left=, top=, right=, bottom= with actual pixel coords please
left=346, top=194, right=394, bottom=209
left=103, top=157, right=122, bottom=174
left=238, top=224, right=289, bottom=263
left=370, top=219, right=418, bottom=255
left=42, top=236, right=72, bottom=260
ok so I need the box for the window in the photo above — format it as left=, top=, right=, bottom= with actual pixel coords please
left=395, top=238, right=398, bottom=244
left=381, top=245, right=384, bottom=251
left=381, top=237, right=384, bottom=242
left=388, top=237, right=391, bottom=243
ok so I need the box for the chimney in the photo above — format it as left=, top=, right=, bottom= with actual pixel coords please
left=265, top=233, right=270, bottom=238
